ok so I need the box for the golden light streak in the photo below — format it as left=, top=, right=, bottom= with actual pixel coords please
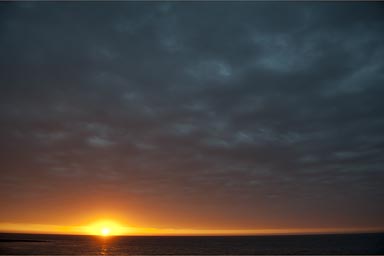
left=0, top=222, right=382, bottom=236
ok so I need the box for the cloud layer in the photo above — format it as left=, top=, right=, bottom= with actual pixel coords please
left=0, top=2, right=383, bottom=231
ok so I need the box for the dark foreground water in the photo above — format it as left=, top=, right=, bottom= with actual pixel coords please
left=0, top=233, right=383, bottom=255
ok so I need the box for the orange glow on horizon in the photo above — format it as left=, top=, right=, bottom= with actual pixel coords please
left=85, top=220, right=128, bottom=236
left=0, top=221, right=383, bottom=236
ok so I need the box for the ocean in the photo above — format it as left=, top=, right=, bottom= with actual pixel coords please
left=1, top=232, right=383, bottom=255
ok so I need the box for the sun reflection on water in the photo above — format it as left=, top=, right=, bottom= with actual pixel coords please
left=99, top=240, right=109, bottom=256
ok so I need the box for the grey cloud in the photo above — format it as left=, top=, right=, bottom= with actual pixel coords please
left=1, top=1, right=384, bottom=229
left=87, top=136, right=115, bottom=148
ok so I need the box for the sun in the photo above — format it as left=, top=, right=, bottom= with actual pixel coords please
left=86, top=220, right=127, bottom=236
left=101, top=227, right=110, bottom=236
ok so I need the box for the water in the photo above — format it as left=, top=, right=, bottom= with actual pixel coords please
left=1, top=232, right=383, bottom=255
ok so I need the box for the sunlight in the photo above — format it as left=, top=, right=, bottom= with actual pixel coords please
left=101, top=227, right=110, bottom=236
left=86, top=220, right=124, bottom=236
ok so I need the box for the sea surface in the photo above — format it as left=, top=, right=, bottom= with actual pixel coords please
left=0, top=232, right=383, bottom=255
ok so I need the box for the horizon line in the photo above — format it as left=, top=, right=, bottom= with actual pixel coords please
left=1, top=228, right=383, bottom=237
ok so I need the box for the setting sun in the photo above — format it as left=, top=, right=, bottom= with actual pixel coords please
left=85, top=220, right=125, bottom=236
left=101, top=227, right=110, bottom=236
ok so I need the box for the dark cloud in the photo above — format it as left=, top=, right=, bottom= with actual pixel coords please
left=0, top=2, right=383, bottom=230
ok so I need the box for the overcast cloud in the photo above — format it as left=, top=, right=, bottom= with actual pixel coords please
left=0, top=2, right=383, bottom=230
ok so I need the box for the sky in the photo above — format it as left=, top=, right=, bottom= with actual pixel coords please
left=0, top=2, right=384, bottom=235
